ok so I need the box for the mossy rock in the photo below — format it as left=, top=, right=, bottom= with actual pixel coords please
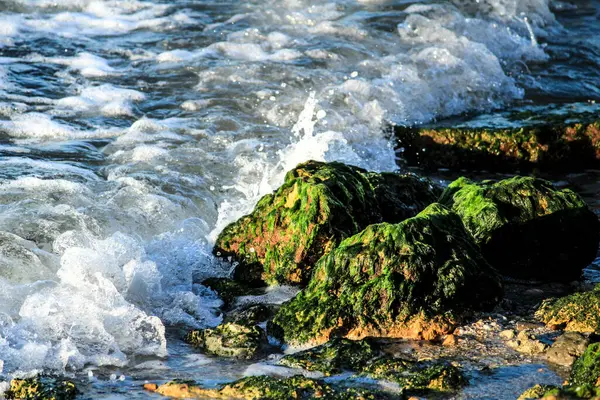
left=440, top=176, right=599, bottom=282
left=6, top=376, right=78, bottom=400
left=570, top=343, right=600, bottom=388
left=185, top=322, right=268, bottom=359
left=278, top=338, right=465, bottom=394
left=202, top=277, right=264, bottom=309
left=214, top=160, right=441, bottom=286
left=536, top=286, right=600, bottom=334
left=518, top=384, right=561, bottom=399
left=363, top=358, right=466, bottom=393
left=394, top=120, right=600, bottom=172
left=149, top=375, right=397, bottom=399
left=279, top=338, right=379, bottom=376
left=269, top=203, right=502, bottom=346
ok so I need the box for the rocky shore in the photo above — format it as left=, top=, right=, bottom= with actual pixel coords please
left=11, top=160, right=600, bottom=399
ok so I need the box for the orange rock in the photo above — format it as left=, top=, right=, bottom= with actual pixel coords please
left=443, top=334, right=457, bottom=347
left=143, top=383, right=158, bottom=392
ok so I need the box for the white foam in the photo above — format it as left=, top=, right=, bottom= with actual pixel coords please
left=56, top=84, right=145, bottom=117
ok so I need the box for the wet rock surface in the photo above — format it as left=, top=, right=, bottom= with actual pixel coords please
left=6, top=376, right=78, bottom=400
left=544, top=332, right=591, bottom=367
left=536, top=285, right=600, bottom=334
left=395, top=119, right=600, bottom=173
left=270, top=203, right=503, bottom=346
left=148, top=376, right=398, bottom=399
left=214, top=160, right=440, bottom=286
left=440, top=176, right=600, bottom=282
left=185, top=322, right=268, bottom=360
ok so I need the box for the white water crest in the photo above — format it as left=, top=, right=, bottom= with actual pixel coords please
left=0, top=0, right=590, bottom=384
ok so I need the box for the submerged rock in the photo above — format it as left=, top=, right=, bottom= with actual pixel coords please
left=279, top=338, right=378, bottom=376
left=363, top=358, right=466, bottom=393
left=185, top=322, right=268, bottom=359
left=147, top=376, right=396, bottom=399
left=395, top=120, right=600, bottom=172
left=6, top=376, right=78, bottom=400
left=440, top=176, right=599, bottom=282
left=536, top=285, right=600, bottom=334
left=214, top=160, right=440, bottom=286
left=279, top=339, right=466, bottom=394
left=269, top=203, right=502, bottom=346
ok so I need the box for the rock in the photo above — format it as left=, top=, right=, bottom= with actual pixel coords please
left=506, top=330, right=549, bottom=355
left=569, top=342, right=600, bottom=388
left=201, top=277, right=264, bottom=309
left=442, top=334, right=457, bottom=347
left=518, top=384, right=561, bottom=400
left=224, top=304, right=277, bottom=326
left=269, top=203, right=502, bottom=346
left=143, top=383, right=158, bottom=391
left=278, top=338, right=466, bottom=394
left=214, top=160, right=440, bottom=286
left=499, top=329, right=516, bottom=340
left=440, top=176, right=599, bottom=282
left=6, top=376, right=78, bottom=400
left=363, top=358, right=466, bottom=393
left=279, top=338, right=378, bottom=376
left=516, top=322, right=545, bottom=331
left=185, top=322, right=268, bottom=359
left=544, top=332, right=591, bottom=367
left=394, top=119, right=600, bottom=172
left=148, top=376, right=397, bottom=399
left=536, top=285, right=600, bottom=334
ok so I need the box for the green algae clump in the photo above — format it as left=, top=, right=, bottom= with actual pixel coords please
left=363, top=358, right=466, bottom=393
left=185, top=322, right=267, bottom=359
left=150, top=376, right=396, bottom=399
left=6, top=376, right=78, bottom=400
left=518, top=384, right=561, bottom=399
left=279, top=338, right=465, bottom=394
left=269, top=203, right=502, bottom=346
left=440, top=176, right=599, bottom=282
left=214, top=160, right=440, bottom=286
left=279, top=338, right=379, bottom=376
left=536, top=285, right=600, bottom=334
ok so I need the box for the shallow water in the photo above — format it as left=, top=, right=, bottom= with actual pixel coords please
left=0, top=0, right=599, bottom=397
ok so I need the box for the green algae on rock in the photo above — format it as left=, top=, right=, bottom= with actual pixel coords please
left=148, top=375, right=397, bottom=399
left=394, top=120, right=600, bottom=172
left=185, top=322, right=267, bottom=359
left=440, top=176, right=600, bottom=282
left=269, top=203, right=502, bottom=346
left=278, top=338, right=465, bottom=394
left=214, top=160, right=440, bottom=286
left=536, top=285, right=600, bottom=334
left=279, top=338, right=378, bottom=376
left=518, top=384, right=561, bottom=399
left=363, top=358, right=466, bottom=393
left=6, top=376, right=78, bottom=400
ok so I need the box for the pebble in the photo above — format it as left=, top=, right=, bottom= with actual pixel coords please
left=443, top=334, right=457, bottom=347
left=499, top=329, right=516, bottom=340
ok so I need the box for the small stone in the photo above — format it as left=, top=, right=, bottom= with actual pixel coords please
left=506, top=330, right=548, bottom=355
left=443, top=334, right=457, bottom=347
left=516, top=321, right=544, bottom=331
left=499, top=330, right=516, bottom=340
left=143, top=383, right=158, bottom=392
